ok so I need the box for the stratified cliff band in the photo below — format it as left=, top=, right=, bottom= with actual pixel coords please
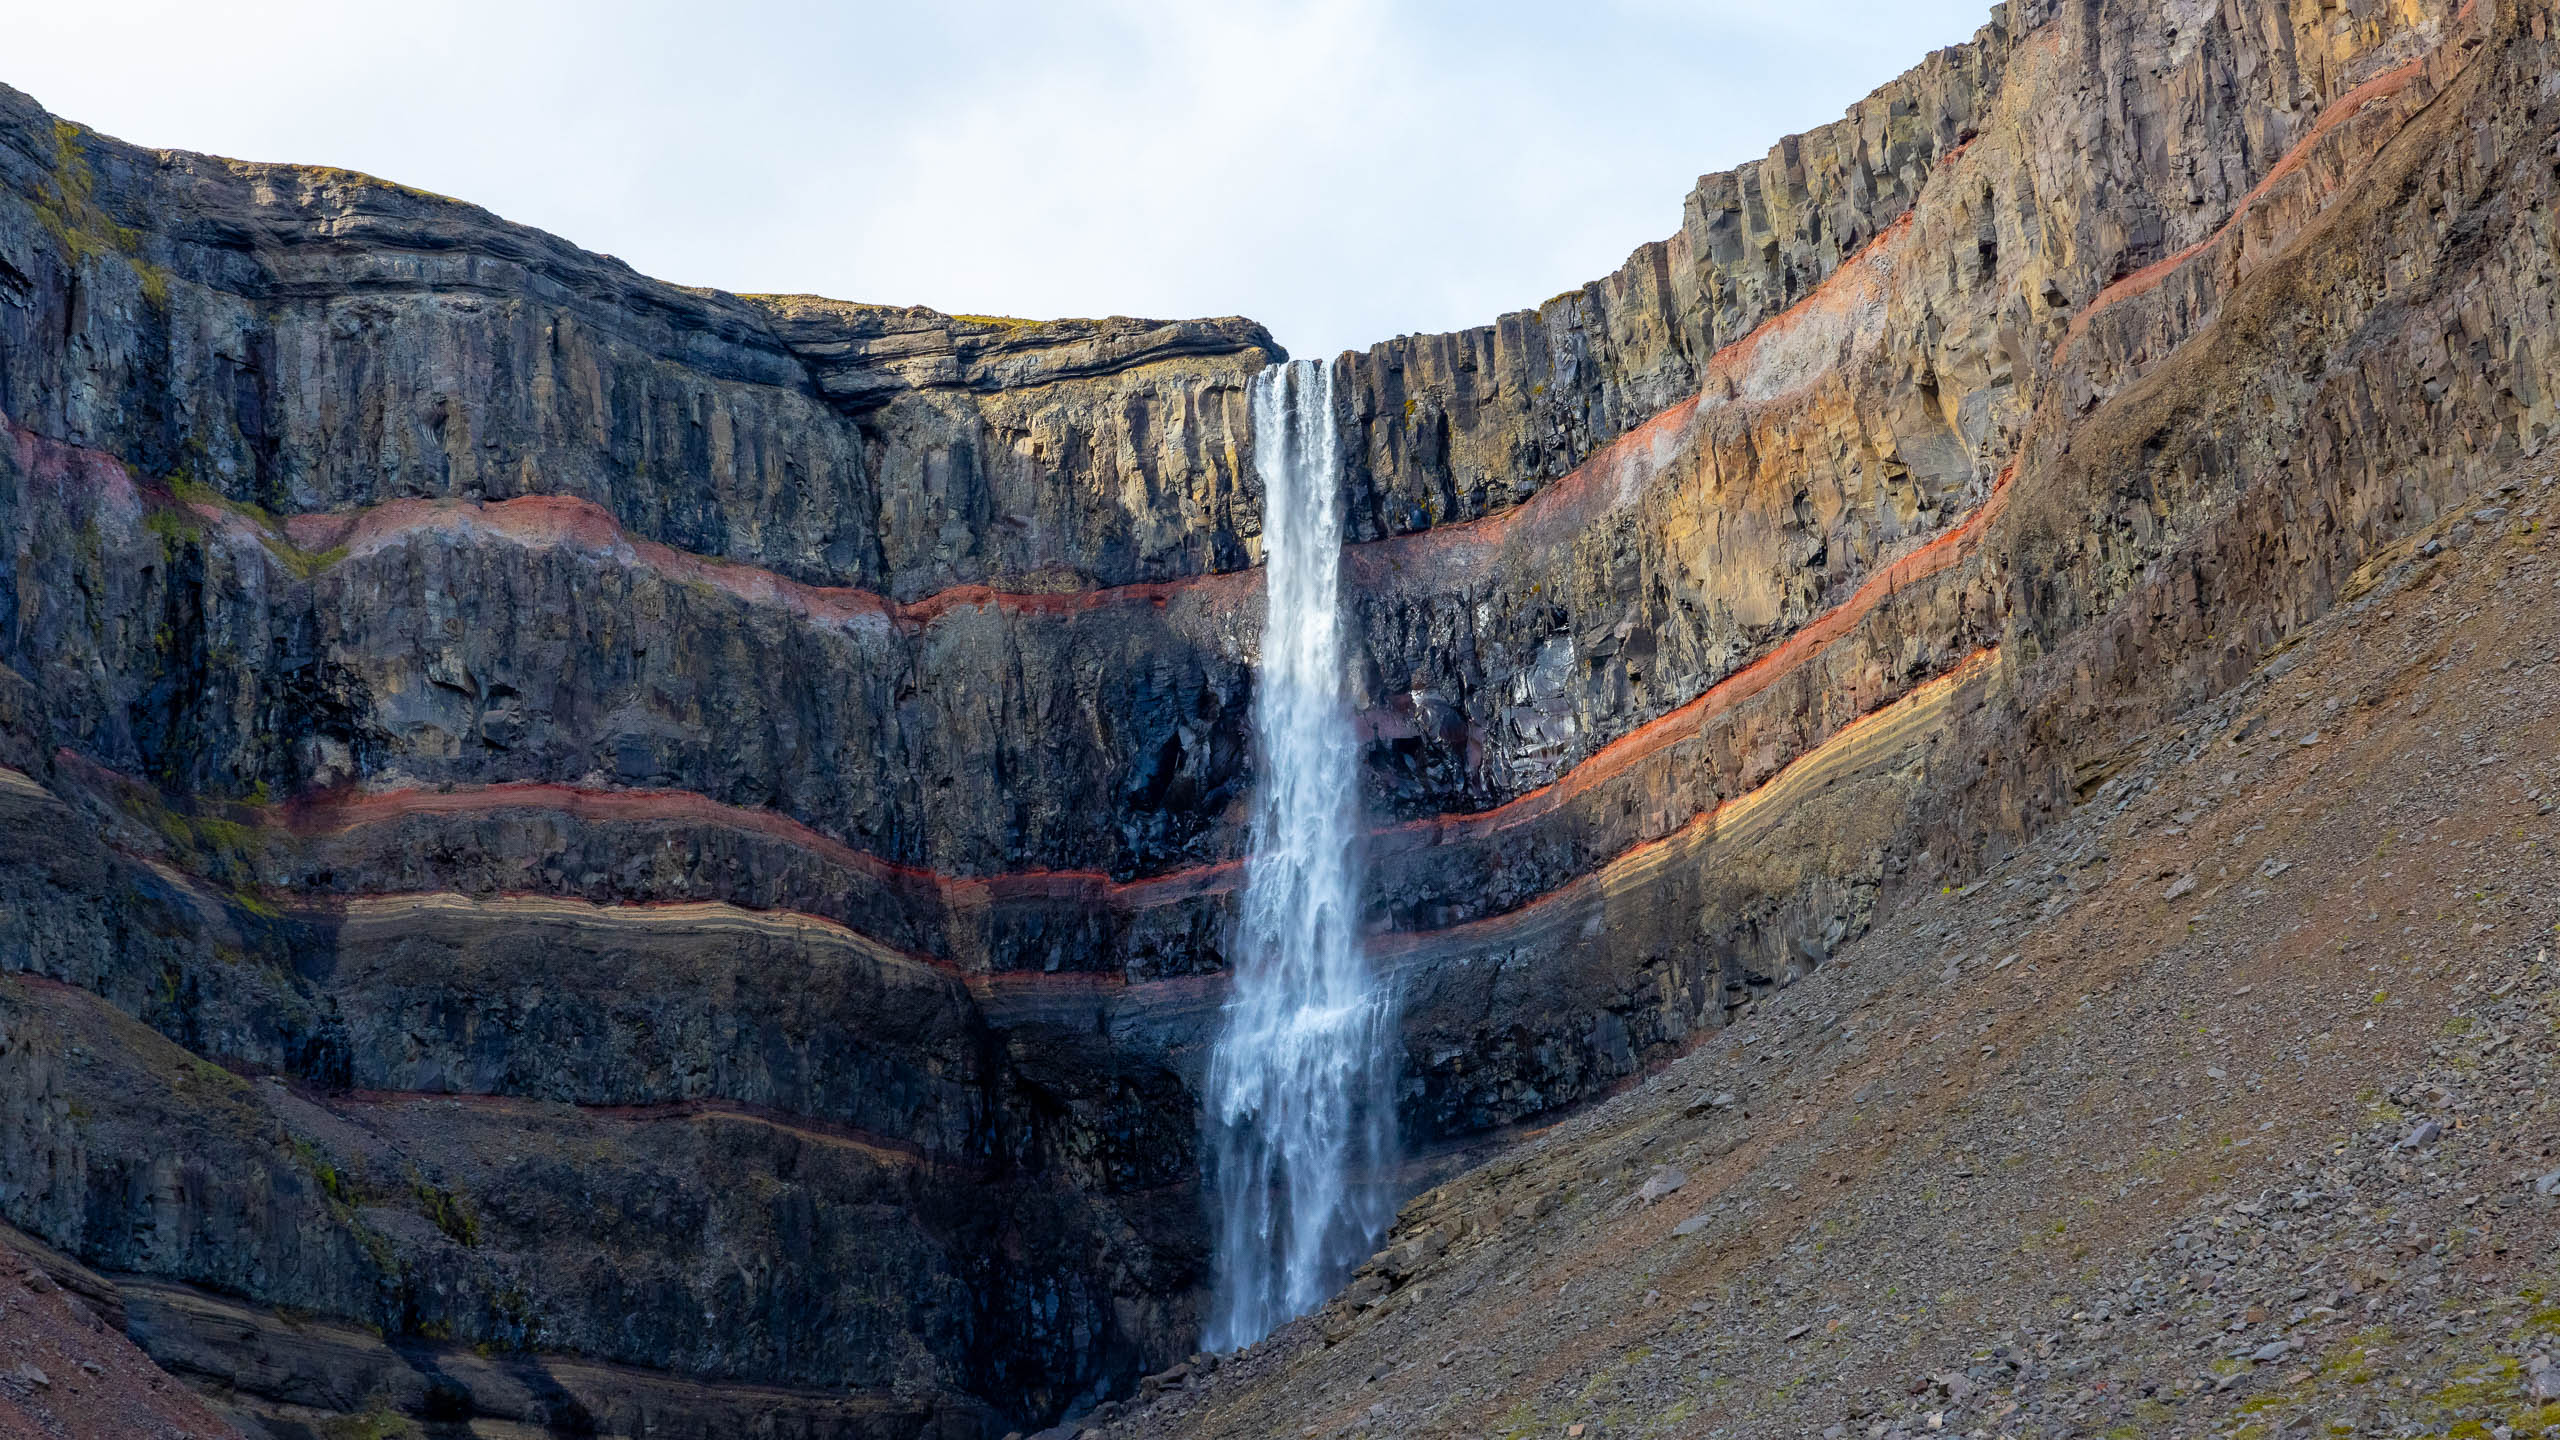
left=3, top=0, right=2555, bottom=1434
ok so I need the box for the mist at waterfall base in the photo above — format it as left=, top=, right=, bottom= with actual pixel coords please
left=1204, top=360, right=1401, bottom=1353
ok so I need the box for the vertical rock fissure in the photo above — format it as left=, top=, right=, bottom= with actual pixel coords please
left=1205, top=359, right=1399, bottom=1351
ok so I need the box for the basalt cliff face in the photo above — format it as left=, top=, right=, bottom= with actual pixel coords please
left=2, top=0, right=2555, bottom=1434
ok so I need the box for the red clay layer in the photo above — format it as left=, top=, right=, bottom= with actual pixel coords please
left=284, top=493, right=1261, bottom=630
left=283, top=627, right=2001, bottom=983
left=1368, top=646, right=2004, bottom=961
left=2063, top=56, right=2431, bottom=354
left=284, top=459, right=2010, bottom=944
left=1351, top=212, right=1915, bottom=587
left=292, top=779, right=932, bottom=881
left=1375, top=464, right=2014, bottom=860
left=5, top=414, right=141, bottom=506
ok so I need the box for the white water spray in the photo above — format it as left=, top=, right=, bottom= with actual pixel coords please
left=1204, top=359, right=1399, bottom=1351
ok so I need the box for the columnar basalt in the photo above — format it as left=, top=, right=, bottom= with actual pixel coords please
left=4, top=0, right=2555, bottom=1433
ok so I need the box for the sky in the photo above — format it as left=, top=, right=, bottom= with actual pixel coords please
left=9, top=0, right=1994, bottom=360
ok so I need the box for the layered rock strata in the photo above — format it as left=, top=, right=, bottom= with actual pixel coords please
left=4, top=0, right=2554, bottom=1432
left=0, top=83, right=1272, bottom=1435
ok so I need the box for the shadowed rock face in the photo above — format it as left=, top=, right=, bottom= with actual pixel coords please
left=4, top=0, right=2555, bottom=1431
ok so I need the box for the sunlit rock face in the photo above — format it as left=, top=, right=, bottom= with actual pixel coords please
left=3, top=0, right=2552, bottom=1430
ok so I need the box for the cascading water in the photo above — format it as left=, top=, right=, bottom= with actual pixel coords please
left=1204, top=359, right=1399, bottom=1352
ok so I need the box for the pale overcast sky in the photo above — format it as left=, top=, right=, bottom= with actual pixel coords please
left=10, top=0, right=1993, bottom=360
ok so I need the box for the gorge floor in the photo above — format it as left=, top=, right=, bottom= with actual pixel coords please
left=1111, top=474, right=2560, bottom=1439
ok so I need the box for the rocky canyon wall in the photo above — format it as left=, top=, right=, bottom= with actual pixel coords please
left=0, top=87, right=1281, bottom=1436
left=3, top=0, right=2556, bottom=1433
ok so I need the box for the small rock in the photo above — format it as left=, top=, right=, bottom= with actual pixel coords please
left=1138, top=1362, right=1191, bottom=1396
left=2533, top=1368, right=2560, bottom=1402
left=2251, top=1339, right=2296, bottom=1363
left=1674, top=1212, right=1712, bottom=1237
left=1638, top=1167, right=1689, bottom=1203
left=2164, top=874, right=2198, bottom=900
left=2298, top=730, right=2321, bottom=746
left=2399, top=1119, right=2444, bottom=1150
left=1783, top=1322, right=1813, bottom=1341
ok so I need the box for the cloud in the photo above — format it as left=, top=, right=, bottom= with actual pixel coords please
left=10, top=0, right=1995, bottom=357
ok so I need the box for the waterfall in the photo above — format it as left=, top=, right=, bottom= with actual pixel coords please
left=1204, top=359, right=1399, bottom=1352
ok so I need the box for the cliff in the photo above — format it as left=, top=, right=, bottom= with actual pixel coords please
left=0, top=85, right=1278, bottom=1435
left=2, top=0, right=2555, bottom=1433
